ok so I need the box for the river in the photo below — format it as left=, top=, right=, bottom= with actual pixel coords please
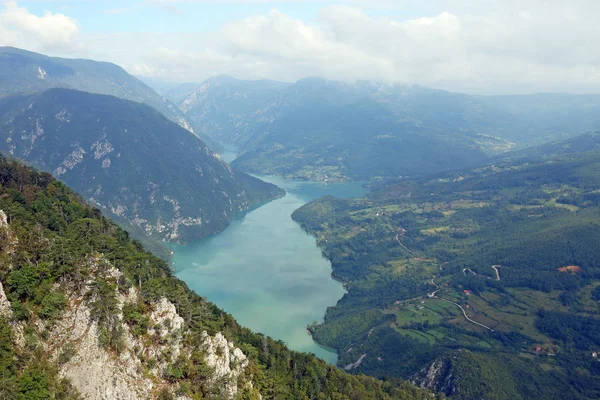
left=171, top=172, right=366, bottom=364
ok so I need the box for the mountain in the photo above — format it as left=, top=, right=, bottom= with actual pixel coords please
left=0, top=155, right=436, bottom=399
left=496, top=131, right=600, bottom=161
left=171, top=77, right=600, bottom=181
left=292, top=150, right=600, bottom=399
left=0, top=88, right=283, bottom=247
left=230, top=78, right=512, bottom=181
left=477, top=93, right=600, bottom=144
left=0, top=47, right=195, bottom=135
left=165, top=75, right=290, bottom=146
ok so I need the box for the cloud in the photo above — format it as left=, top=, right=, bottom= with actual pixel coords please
left=3, top=0, right=600, bottom=94
left=0, top=0, right=82, bottom=53
left=113, top=2, right=600, bottom=94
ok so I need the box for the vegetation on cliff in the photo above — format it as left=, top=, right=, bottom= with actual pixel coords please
left=0, top=154, right=435, bottom=399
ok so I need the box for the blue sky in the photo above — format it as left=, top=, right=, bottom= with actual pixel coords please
left=3, top=1, right=600, bottom=94
left=23, top=1, right=320, bottom=32
left=19, top=1, right=425, bottom=32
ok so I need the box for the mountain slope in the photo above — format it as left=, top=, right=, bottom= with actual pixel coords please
left=497, top=131, right=600, bottom=161
left=0, top=88, right=283, bottom=245
left=166, top=75, right=290, bottom=146
left=229, top=78, right=505, bottom=181
left=477, top=93, right=600, bottom=143
left=0, top=155, right=436, bottom=399
left=0, top=47, right=194, bottom=134
left=173, top=77, right=600, bottom=181
left=292, top=151, right=600, bottom=399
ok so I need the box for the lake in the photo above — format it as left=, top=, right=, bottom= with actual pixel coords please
left=171, top=174, right=366, bottom=364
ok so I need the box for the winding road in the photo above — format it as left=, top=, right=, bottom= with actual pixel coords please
left=426, top=266, right=499, bottom=331
left=436, top=296, right=495, bottom=332
left=492, top=265, right=501, bottom=281
left=427, top=277, right=441, bottom=298
left=463, top=265, right=501, bottom=281
left=394, top=226, right=414, bottom=254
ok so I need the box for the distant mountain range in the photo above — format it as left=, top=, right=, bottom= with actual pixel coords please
left=167, top=75, right=600, bottom=181
left=164, top=76, right=290, bottom=146
left=496, top=131, right=600, bottom=162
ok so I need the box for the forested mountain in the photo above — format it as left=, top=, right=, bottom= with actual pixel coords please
left=497, top=131, right=600, bottom=161
left=0, top=47, right=198, bottom=135
left=0, top=88, right=283, bottom=249
left=171, top=76, right=600, bottom=182
left=0, top=155, right=436, bottom=399
left=477, top=93, right=600, bottom=143
left=164, top=75, right=290, bottom=146
left=292, top=150, right=600, bottom=399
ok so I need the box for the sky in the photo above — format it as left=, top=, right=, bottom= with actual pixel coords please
left=1, top=0, right=599, bottom=94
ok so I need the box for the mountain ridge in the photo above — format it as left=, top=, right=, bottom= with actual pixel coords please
left=0, top=88, right=283, bottom=248
left=171, top=76, right=600, bottom=181
left=0, top=46, right=201, bottom=139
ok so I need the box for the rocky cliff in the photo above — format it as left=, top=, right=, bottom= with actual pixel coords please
left=1, top=227, right=256, bottom=399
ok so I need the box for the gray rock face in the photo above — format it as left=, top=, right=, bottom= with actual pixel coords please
left=411, top=356, right=457, bottom=397
left=2, top=251, right=256, bottom=399
left=53, top=295, right=152, bottom=400
left=1, top=219, right=258, bottom=399
left=0, top=281, right=10, bottom=317
left=201, top=331, right=250, bottom=398
left=0, top=209, right=17, bottom=254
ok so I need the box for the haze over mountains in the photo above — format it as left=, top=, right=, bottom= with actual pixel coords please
left=166, top=75, right=600, bottom=181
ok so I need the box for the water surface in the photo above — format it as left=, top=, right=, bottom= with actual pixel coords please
left=172, top=175, right=366, bottom=363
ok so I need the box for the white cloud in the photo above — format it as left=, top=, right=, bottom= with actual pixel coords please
left=0, top=0, right=82, bottom=53
left=109, top=1, right=600, bottom=93
left=3, top=0, right=600, bottom=93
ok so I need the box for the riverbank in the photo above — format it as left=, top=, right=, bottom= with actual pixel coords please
left=170, top=175, right=367, bottom=364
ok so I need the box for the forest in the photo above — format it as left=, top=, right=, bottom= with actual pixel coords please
left=293, top=150, right=600, bottom=399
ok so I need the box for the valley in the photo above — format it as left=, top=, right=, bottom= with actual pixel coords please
left=292, top=150, right=600, bottom=399
left=171, top=173, right=366, bottom=364
left=1, top=38, right=600, bottom=399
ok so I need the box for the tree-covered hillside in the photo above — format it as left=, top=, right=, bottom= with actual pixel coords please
left=0, top=89, right=283, bottom=248
left=293, top=150, right=600, bottom=399
left=172, top=76, right=600, bottom=182
left=165, top=75, right=290, bottom=147
left=497, top=131, right=600, bottom=162
left=0, top=154, right=437, bottom=399
left=231, top=78, right=504, bottom=181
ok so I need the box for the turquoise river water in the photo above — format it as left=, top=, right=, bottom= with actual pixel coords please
left=171, top=172, right=366, bottom=364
